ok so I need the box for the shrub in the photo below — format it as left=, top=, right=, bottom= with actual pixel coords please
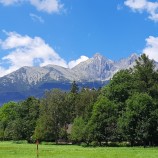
left=80, top=142, right=88, bottom=147
left=90, top=141, right=99, bottom=147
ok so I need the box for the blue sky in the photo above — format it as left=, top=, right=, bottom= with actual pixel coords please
left=0, top=0, right=158, bottom=76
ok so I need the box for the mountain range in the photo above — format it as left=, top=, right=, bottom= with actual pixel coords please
left=0, top=53, right=139, bottom=105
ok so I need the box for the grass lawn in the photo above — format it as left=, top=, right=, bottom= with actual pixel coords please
left=0, top=141, right=158, bottom=158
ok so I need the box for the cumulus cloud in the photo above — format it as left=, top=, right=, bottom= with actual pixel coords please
left=0, top=0, right=63, bottom=13
left=143, top=36, right=158, bottom=61
left=68, top=56, right=89, bottom=69
left=30, top=13, right=44, bottom=23
left=0, top=31, right=90, bottom=77
left=0, top=31, right=67, bottom=76
left=124, top=0, right=146, bottom=10
left=30, top=0, right=63, bottom=14
left=124, top=0, right=158, bottom=22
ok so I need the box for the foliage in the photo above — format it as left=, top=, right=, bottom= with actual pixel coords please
left=87, top=97, right=117, bottom=145
left=0, top=97, right=39, bottom=142
left=70, top=81, right=79, bottom=94
left=118, top=93, right=154, bottom=146
left=0, top=102, right=19, bottom=140
left=34, top=89, right=68, bottom=142
left=1, top=54, right=158, bottom=146
left=70, top=117, right=86, bottom=144
left=103, top=69, right=134, bottom=103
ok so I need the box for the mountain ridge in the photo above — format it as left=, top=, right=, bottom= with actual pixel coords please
left=0, top=53, right=139, bottom=104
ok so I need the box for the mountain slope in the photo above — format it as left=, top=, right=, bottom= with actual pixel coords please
left=0, top=53, right=139, bottom=104
left=72, top=53, right=116, bottom=81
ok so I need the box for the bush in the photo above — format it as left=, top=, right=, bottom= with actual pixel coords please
left=118, top=142, right=130, bottom=147
left=80, top=142, right=88, bottom=147
left=107, top=142, right=130, bottom=147
left=90, top=141, right=99, bottom=147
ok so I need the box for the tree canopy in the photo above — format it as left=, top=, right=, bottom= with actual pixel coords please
left=1, top=54, right=158, bottom=146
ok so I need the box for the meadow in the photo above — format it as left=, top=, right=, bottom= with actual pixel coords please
left=0, top=141, right=158, bottom=158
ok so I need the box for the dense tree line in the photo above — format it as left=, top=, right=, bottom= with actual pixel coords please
left=0, top=81, right=99, bottom=143
left=0, top=97, right=39, bottom=142
left=0, top=54, right=158, bottom=146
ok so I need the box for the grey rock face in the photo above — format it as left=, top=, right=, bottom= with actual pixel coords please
left=72, top=53, right=116, bottom=81
left=0, top=53, right=139, bottom=104
left=0, top=53, right=139, bottom=88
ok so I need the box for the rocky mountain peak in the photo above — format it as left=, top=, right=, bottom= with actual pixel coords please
left=128, top=53, right=139, bottom=61
left=0, top=53, right=141, bottom=104
left=92, top=53, right=111, bottom=62
left=93, top=53, right=103, bottom=59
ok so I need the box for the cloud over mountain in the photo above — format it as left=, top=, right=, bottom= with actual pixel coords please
left=68, top=56, right=89, bottom=69
left=143, top=36, right=158, bottom=61
left=0, top=31, right=90, bottom=77
left=0, top=31, right=67, bottom=76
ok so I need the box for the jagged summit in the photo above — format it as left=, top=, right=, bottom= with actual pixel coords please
left=72, top=53, right=115, bottom=81
left=114, top=53, right=138, bottom=69
left=93, top=53, right=112, bottom=61
left=93, top=53, right=104, bottom=59
left=130, top=53, right=139, bottom=58
left=1, top=53, right=139, bottom=83
left=128, top=53, right=139, bottom=61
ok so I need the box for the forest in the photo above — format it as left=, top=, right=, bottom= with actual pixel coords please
left=0, top=54, right=158, bottom=147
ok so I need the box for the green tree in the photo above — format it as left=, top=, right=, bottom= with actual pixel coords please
left=70, top=117, right=86, bottom=144
left=103, top=69, right=134, bottom=103
left=64, top=92, right=77, bottom=122
left=0, top=102, right=19, bottom=140
left=70, top=81, right=79, bottom=94
left=4, top=119, right=22, bottom=140
left=118, top=93, right=154, bottom=146
left=19, top=97, right=40, bottom=142
left=34, top=89, right=67, bottom=143
left=134, top=54, right=158, bottom=97
left=75, top=88, right=99, bottom=120
left=88, top=97, right=117, bottom=145
left=103, top=69, right=135, bottom=116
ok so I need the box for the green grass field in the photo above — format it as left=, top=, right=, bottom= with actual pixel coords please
left=0, top=141, right=158, bottom=158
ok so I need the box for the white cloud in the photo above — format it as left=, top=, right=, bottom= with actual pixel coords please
left=143, top=36, right=158, bottom=61
left=68, top=56, right=89, bottom=69
left=30, top=13, right=44, bottom=23
left=30, top=0, right=63, bottom=14
left=124, top=0, right=147, bottom=10
left=0, top=31, right=90, bottom=77
left=0, top=31, right=67, bottom=77
left=124, top=0, right=158, bottom=22
left=0, top=0, right=63, bottom=13
left=1, top=31, right=33, bottom=49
